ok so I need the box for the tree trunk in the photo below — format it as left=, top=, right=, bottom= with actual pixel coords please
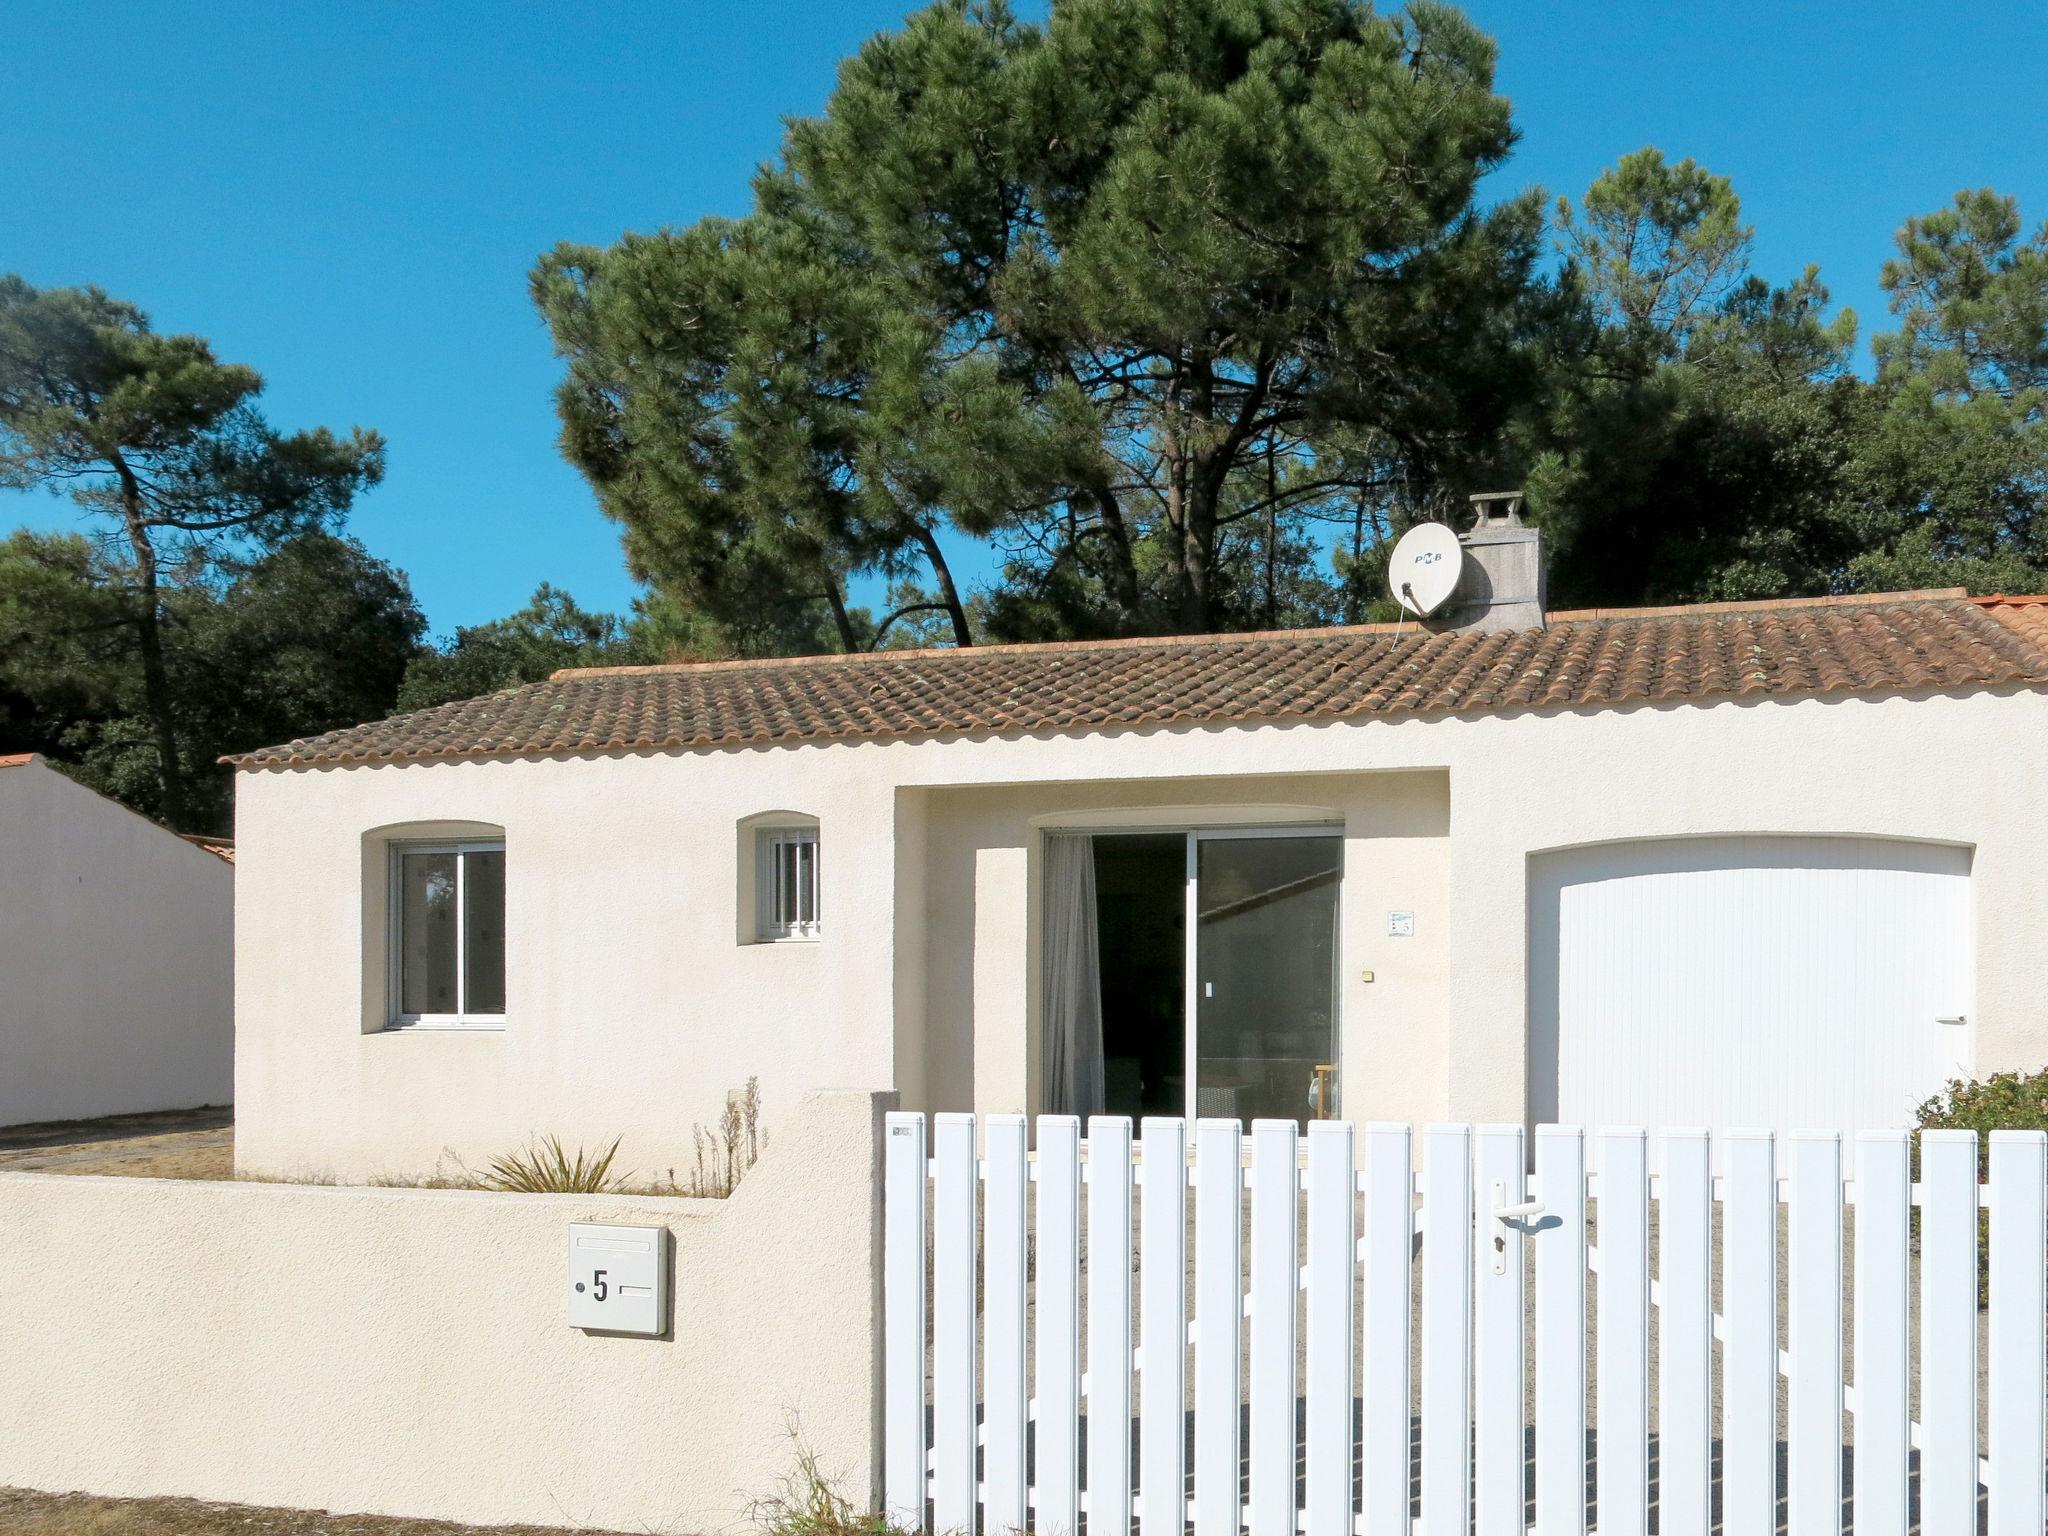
left=821, top=575, right=860, bottom=653
left=1177, top=477, right=1215, bottom=631
left=909, top=521, right=974, bottom=647
left=1346, top=493, right=1369, bottom=625
left=1088, top=483, right=1144, bottom=621
left=1171, top=348, right=1220, bottom=633
left=1262, top=441, right=1280, bottom=629
left=111, top=456, right=189, bottom=829
left=1160, top=413, right=1207, bottom=632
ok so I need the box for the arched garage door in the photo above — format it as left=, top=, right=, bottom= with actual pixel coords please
left=1529, top=837, right=1971, bottom=1139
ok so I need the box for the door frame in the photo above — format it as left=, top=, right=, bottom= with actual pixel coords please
left=1066, top=820, right=1343, bottom=1122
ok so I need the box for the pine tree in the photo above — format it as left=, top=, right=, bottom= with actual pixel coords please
left=0, top=278, right=386, bottom=826
left=534, top=0, right=1550, bottom=649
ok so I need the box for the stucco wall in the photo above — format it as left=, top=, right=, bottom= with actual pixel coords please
left=235, top=686, right=2048, bottom=1176
left=0, top=757, right=233, bottom=1127
left=0, top=1090, right=884, bottom=1534
left=234, top=752, right=907, bottom=1180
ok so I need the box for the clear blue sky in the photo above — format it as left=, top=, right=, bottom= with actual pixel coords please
left=6, top=1, right=2044, bottom=637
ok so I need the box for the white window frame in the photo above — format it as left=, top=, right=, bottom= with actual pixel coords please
left=387, top=839, right=506, bottom=1028
left=756, top=825, right=821, bottom=942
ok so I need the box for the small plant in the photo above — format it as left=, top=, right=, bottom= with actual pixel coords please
left=470, top=1134, right=627, bottom=1194
left=751, top=1430, right=914, bottom=1536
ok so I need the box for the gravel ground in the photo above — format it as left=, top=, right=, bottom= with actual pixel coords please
left=0, top=1489, right=634, bottom=1536
left=0, top=1108, right=232, bottom=1179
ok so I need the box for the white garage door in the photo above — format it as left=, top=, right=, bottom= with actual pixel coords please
left=1531, top=837, right=1972, bottom=1140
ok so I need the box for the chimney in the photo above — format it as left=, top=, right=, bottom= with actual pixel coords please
left=1433, top=491, right=1545, bottom=633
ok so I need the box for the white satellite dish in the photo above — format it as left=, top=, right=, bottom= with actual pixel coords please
left=1387, top=521, right=1464, bottom=618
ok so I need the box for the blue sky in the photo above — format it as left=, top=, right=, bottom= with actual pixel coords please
left=6, top=1, right=2044, bottom=638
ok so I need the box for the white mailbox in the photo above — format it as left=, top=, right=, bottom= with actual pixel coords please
left=567, top=1222, right=669, bottom=1336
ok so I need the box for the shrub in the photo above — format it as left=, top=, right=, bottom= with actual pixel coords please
left=471, top=1134, right=626, bottom=1194
left=1913, top=1068, right=2048, bottom=1305
left=1914, top=1067, right=2048, bottom=1180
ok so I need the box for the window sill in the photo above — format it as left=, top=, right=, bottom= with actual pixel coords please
left=381, top=1020, right=507, bottom=1033
left=749, top=935, right=822, bottom=947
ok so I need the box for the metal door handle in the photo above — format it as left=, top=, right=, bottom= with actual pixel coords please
left=1490, top=1182, right=1548, bottom=1274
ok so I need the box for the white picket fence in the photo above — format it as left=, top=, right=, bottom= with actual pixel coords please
left=881, top=1113, right=2048, bottom=1536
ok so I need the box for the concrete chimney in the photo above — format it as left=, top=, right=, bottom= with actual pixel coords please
left=1433, top=491, right=1546, bottom=633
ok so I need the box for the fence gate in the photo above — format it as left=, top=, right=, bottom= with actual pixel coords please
left=882, top=1112, right=2047, bottom=1536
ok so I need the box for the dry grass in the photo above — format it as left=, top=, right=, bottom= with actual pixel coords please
left=0, top=1099, right=764, bottom=1200
left=748, top=1439, right=910, bottom=1536
left=643, top=1077, right=763, bottom=1199
left=0, top=1108, right=231, bottom=1180
left=0, top=1488, right=635, bottom=1536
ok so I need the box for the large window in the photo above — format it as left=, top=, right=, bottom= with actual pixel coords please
left=756, top=826, right=820, bottom=941
left=390, top=841, right=506, bottom=1026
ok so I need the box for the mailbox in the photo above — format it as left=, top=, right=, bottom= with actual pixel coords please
left=567, top=1222, right=669, bottom=1335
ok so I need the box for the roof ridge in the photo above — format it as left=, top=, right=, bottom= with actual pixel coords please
left=550, top=618, right=1416, bottom=682
left=550, top=588, right=1967, bottom=683
left=1541, top=588, right=1967, bottom=623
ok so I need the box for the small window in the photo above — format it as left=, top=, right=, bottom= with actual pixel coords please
left=756, top=826, right=821, bottom=941
left=389, top=840, right=506, bottom=1026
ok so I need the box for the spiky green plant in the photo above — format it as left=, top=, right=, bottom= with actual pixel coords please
left=472, top=1134, right=626, bottom=1194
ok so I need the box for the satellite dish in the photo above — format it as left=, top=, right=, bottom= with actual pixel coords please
left=1387, top=522, right=1464, bottom=618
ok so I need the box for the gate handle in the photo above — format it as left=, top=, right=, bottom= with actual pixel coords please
left=1490, top=1183, right=1547, bottom=1274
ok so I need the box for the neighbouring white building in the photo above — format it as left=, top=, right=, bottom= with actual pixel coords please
left=225, top=522, right=2048, bottom=1180
left=0, top=753, right=235, bottom=1127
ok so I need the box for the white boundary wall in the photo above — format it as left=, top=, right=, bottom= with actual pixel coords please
left=0, top=1091, right=886, bottom=1534
left=1, top=754, right=232, bottom=1125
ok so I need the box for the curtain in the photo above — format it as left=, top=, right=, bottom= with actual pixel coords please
left=1042, top=833, right=1106, bottom=1118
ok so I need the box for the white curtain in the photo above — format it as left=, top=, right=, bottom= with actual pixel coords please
left=1042, top=833, right=1105, bottom=1118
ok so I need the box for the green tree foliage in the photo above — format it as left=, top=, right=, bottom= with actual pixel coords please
left=1527, top=150, right=1867, bottom=607
left=1524, top=159, right=2048, bottom=609
left=535, top=0, right=1552, bottom=648
left=182, top=533, right=424, bottom=770
left=0, top=529, right=423, bottom=831
left=1556, top=147, right=1755, bottom=356
left=397, top=583, right=641, bottom=712
left=1850, top=189, right=2048, bottom=594
left=392, top=578, right=906, bottom=714
left=0, top=278, right=387, bottom=825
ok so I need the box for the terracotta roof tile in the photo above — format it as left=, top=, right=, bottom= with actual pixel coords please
left=227, top=590, right=2048, bottom=770
left=177, top=833, right=236, bottom=865
left=1978, top=594, right=2048, bottom=652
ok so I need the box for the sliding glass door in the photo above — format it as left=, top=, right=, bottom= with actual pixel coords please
left=1189, top=830, right=1343, bottom=1129
left=1059, top=825, right=1342, bottom=1130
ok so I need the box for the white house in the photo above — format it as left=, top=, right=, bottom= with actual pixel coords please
left=0, top=753, right=235, bottom=1127
left=225, top=533, right=2048, bottom=1181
